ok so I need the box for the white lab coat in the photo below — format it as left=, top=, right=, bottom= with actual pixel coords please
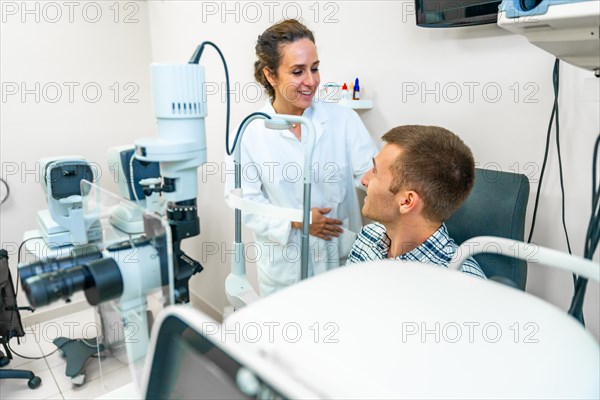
left=226, top=101, right=378, bottom=296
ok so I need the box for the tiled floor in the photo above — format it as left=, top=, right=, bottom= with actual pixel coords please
left=1, top=309, right=136, bottom=400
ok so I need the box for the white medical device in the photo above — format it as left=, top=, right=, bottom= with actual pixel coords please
left=135, top=63, right=207, bottom=204
left=131, top=63, right=207, bottom=304
left=142, top=259, right=599, bottom=399
left=19, top=45, right=215, bottom=385
left=107, top=145, right=162, bottom=234
left=449, top=236, right=600, bottom=281
left=36, top=156, right=102, bottom=248
left=22, top=193, right=170, bottom=368
left=498, top=0, right=600, bottom=75
left=225, top=114, right=316, bottom=310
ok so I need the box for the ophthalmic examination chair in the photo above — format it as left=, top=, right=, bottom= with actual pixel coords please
left=445, top=168, right=530, bottom=289
left=0, top=249, right=42, bottom=389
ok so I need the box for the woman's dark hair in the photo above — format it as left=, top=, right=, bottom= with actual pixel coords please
left=254, top=19, right=315, bottom=99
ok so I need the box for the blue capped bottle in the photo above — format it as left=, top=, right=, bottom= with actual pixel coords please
left=352, top=78, right=360, bottom=100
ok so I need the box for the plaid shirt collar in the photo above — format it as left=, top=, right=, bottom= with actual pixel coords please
left=376, top=223, right=455, bottom=264
left=347, top=223, right=486, bottom=278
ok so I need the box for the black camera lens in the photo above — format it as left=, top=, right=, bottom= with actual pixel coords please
left=22, top=266, right=90, bottom=308
left=19, top=245, right=102, bottom=282
left=21, top=257, right=124, bottom=308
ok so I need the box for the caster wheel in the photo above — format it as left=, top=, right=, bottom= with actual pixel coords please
left=28, top=376, right=42, bottom=389
left=0, top=357, right=10, bottom=367
left=70, top=373, right=86, bottom=386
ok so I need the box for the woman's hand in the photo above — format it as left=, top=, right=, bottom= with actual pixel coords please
left=291, top=207, right=343, bottom=240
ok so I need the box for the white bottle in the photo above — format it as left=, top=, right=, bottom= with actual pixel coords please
left=341, top=82, right=349, bottom=100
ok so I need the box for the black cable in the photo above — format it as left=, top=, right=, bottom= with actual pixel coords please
left=527, top=59, right=560, bottom=243
left=17, top=237, right=42, bottom=265
left=568, top=132, right=600, bottom=323
left=553, top=61, right=573, bottom=256
left=188, top=42, right=272, bottom=157
left=583, top=154, right=599, bottom=258
left=588, top=216, right=600, bottom=256
left=526, top=102, right=555, bottom=242
left=8, top=338, right=76, bottom=360
left=526, top=59, right=587, bottom=322
left=229, top=112, right=272, bottom=156
left=585, top=134, right=600, bottom=257
left=188, top=41, right=232, bottom=155
left=549, top=61, right=576, bottom=287
left=16, top=236, right=43, bottom=298
left=0, top=177, right=9, bottom=205
left=8, top=337, right=100, bottom=361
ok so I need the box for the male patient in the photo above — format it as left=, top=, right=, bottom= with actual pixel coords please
left=347, top=125, right=485, bottom=278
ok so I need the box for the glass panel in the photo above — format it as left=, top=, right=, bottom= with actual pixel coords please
left=79, top=179, right=173, bottom=391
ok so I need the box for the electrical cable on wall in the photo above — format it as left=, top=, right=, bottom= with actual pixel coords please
left=527, top=58, right=562, bottom=243
left=568, top=132, right=600, bottom=324
left=552, top=61, right=573, bottom=257
left=526, top=59, right=574, bottom=259
left=525, top=59, right=590, bottom=324
left=527, top=59, right=559, bottom=244
left=0, top=177, right=9, bottom=206
left=528, top=58, right=573, bottom=252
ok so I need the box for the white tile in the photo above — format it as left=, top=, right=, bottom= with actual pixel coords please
left=1, top=357, right=46, bottom=378
left=42, top=350, right=67, bottom=370
left=96, top=382, right=141, bottom=400
left=5, top=304, right=138, bottom=399
left=41, top=337, right=104, bottom=375
left=0, top=358, right=62, bottom=400
left=51, top=353, right=130, bottom=393
left=47, top=363, right=75, bottom=391
left=60, top=366, right=134, bottom=400
left=35, top=339, right=62, bottom=360
left=34, top=309, right=100, bottom=356
left=1, top=329, right=44, bottom=369
left=43, top=394, right=64, bottom=400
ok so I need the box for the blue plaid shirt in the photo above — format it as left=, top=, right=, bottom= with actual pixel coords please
left=346, top=223, right=486, bottom=278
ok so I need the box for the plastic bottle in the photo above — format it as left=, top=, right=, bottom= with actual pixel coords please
left=353, top=78, right=360, bottom=100
left=341, top=83, right=348, bottom=100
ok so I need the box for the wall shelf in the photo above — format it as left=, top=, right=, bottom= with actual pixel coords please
left=338, top=99, right=373, bottom=110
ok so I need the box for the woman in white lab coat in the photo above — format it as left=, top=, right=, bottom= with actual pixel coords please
left=235, top=19, right=377, bottom=296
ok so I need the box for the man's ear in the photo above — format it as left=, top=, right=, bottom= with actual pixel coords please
left=398, top=190, right=420, bottom=214
left=263, top=67, right=276, bottom=87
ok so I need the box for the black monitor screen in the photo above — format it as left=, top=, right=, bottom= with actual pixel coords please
left=416, top=0, right=502, bottom=27
left=145, top=316, right=284, bottom=400
left=163, top=339, right=249, bottom=399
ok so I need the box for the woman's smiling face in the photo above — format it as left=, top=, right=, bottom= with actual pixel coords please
left=265, top=38, right=320, bottom=115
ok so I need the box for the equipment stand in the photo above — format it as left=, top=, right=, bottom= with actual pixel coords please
left=53, top=337, right=105, bottom=386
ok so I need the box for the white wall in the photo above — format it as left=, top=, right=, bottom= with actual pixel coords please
left=1, top=0, right=597, bottom=340
left=0, top=1, right=154, bottom=305
left=147, top=1, right=599, bottom=338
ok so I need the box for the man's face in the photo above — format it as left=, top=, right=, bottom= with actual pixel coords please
left=361, top=143, right=403, bottom=223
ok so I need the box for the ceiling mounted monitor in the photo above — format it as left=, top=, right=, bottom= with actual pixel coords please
left=416, top=0, right=502, bottom=27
